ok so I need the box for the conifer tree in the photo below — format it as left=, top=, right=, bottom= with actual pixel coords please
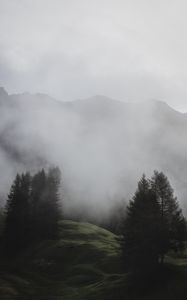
left=150, top=171, right=186, bottom=264
left=4, top=172, right=31, bottom=254
left=44, top=167, right=61, bottom=238
left=30, top=167, right=61, bottom=241
left=123, top=171, right=186, bottom=272
left=30, top=169, right=47, bottom=241
left=4, top=167, right=62, bottom=255
left=123, top=175, right=161, bottom=271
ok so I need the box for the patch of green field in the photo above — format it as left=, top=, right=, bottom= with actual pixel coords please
left=0, top=221, right=187, bottom=299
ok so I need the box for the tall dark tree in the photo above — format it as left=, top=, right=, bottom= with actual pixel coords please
left=30, top=169, right=47, bottom=241
left=123, top=172, right=186, bottom=272
left=4, top=172, right=31, bottom=254
left=123, top=175, right=161, bottom=272
left=150, top=171, right=186, bottom=264
left=46, top=167, right=62, bottom=238
left=4, top=167, right=62, bottom=255
left=35, top=167, right=61, bottom=240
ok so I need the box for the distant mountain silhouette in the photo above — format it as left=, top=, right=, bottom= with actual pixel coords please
left=0, top=88, right=187, bottom=215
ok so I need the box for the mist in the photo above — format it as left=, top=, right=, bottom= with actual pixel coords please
left=0, top=88, right=187, bottom=220
left=1, top=2, right=187, bottom=299
left=1, top=0, right=187, bottom=112
left=1, top=0, right=187, bottom=218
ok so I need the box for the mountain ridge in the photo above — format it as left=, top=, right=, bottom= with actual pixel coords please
left=0, top=87, right=187, bottom=216
left=0, top=86, right=185, bottom=116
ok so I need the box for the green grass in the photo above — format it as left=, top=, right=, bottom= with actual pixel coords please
left=0, top=220, right=187, bottom=299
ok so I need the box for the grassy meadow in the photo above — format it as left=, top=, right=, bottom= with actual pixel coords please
left=0, top=220, right=187, bottom=299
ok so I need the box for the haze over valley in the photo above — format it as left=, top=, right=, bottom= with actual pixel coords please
left=0, top=87, right=187, bottom=218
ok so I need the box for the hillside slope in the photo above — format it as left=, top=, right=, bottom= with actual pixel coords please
left=0, top=220, right=123, bottom=299
left=0, top=220, right=187, bottom=299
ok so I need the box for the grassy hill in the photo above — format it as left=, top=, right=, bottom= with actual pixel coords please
left=0, top=220, right=187, bottom=299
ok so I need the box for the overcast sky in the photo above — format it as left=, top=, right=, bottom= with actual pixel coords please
left=1, top=0, right=187, bottom=111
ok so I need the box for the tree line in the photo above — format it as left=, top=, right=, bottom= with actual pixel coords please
left=4, top=167, right=61, bottom=256
left=1, top=166, right=186, bottom=275
left=123, top=171, right=186, bottom=273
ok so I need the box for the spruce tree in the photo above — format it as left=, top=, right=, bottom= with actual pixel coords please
left=123, top=171, right=186, bottom=272
left=30, top=167, right=61, bottom=240
left=44, top=167, right=61, bottom=239
left=150, top=171, right=186, bottom=264
left=123, top=175, right=161, bottom=271
left=30, top=169, right=47, bottom=241
left=4, top=167, right=62, bottom=255
left=4, top=172, right=31, bottom=254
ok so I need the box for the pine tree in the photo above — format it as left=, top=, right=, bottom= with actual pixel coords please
left=150, top=171, right=186, bottom=264
left=123, top=175, right=161, bottom=271
left=4, top=167, right=62, bottom=255
left=4, top=172, right=31, bottom=255
left=44, top=167, right=61, bottom=239
left=123, top=171, right=186, bottom=272
left=30, top=167, right=61, bottom=240
left=30, top=169, right=47, bottom=241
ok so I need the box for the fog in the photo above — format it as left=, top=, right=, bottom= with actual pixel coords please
left=1, top=0, right=187, bottom=111
left=1, top=1, right=187, bottom=218
left=0, top=89, right=187, bottom=219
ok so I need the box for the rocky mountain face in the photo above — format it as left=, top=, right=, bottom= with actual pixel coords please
left=0, top=88, right=187, bottom=215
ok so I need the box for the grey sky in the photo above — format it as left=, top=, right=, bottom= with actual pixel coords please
left=1, top=0, right=187, bottom=111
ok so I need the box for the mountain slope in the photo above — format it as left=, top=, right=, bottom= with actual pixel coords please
left=0, top=88, right=187, bottom=215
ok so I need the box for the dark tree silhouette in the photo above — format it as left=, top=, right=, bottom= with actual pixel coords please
left=4, top=173, right=31, bottom=254
left=123, top=172, right=186, bottom=272
left=4, top=167, right=62, bottom=255
left=150, top=170, right=186, bottom=264
left=123, top=175, right=161, bottom=272
left=30, top=169, right=47, bottom=241
left=34, top=167, right=61, bottom=240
